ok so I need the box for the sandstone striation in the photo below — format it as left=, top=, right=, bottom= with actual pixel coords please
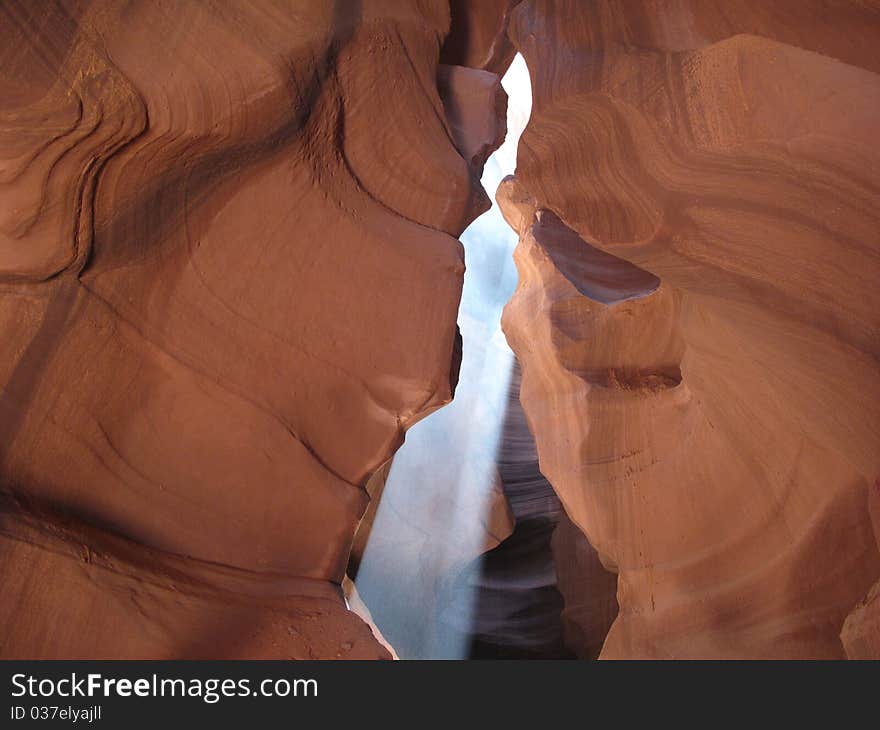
left=0, top=0, right=507, bottom=659
left=500, top=0, right=880, bottom=658
left=6, top=0, right=879, bottom=662
left=440, top=0, right=521, bottom=75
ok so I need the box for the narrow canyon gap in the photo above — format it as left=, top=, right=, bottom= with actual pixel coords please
left=348, top=54, right=563, bottom=659
left=1, top=1, right=878, bottom=661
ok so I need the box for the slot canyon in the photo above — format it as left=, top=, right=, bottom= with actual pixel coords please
left=0, top=0, right=878, bottom=661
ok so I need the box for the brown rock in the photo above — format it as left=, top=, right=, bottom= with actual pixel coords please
left=441, top=0, right=522, bottom=75
left=841, top=577, right=880, bottom=660
left=0, top=493, right=387, bottom=659
left=500, top=0, right=880, bottom=658
left=0, top=0, right=506, bottom=658
left=552, top=511, right=619, bottom=660
left=438, top=64, right=508, bottom=176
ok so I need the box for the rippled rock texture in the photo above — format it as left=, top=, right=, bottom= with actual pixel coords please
left=0, top=0, right=507, bottom=658
left=501, top=1, right=880, bottom=658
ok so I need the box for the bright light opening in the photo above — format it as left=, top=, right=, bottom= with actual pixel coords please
left=350, top=54, right=533, bottom=659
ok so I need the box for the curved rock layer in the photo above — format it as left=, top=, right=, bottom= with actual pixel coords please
left=501, top=0, right=880, bottom=658
left=0, top=0, right=506, bottom=658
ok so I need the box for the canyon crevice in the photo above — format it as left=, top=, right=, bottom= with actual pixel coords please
left=1, top=0, right=879, bottom=660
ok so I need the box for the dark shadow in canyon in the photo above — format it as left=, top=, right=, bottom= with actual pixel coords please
left=435, top=358, right=575, bottom=659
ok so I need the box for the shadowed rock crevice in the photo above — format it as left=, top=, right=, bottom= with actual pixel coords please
left=432, top=359, right=620, bottom=660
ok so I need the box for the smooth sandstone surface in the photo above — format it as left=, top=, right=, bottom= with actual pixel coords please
left=552, top=510, right=619, bottom=660
left=0, top=0, right=504, bottom=658
left=500, top=0, right=880, bottom=658
left=4, top=0, right=879, bottom=661
left=441, top=0, right=521, bottom=75
left=0, top=492, right=384, bottom=659
left=840, top=576, right=880, bottom=659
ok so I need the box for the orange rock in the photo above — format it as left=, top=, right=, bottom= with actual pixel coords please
left=501, top=0, right=880, bottom=658
left=0, top=0, right=507, bottom=659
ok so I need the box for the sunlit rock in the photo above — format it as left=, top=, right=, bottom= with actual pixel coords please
left=500, top=0, right=880, bottom=658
